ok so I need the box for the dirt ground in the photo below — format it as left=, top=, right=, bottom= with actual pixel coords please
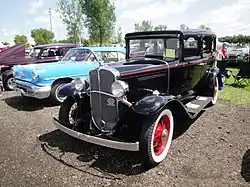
left=0, top=91, right=249, bottom=187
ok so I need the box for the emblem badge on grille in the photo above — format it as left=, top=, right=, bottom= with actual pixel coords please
left=107, top=98, right=115, bottom=107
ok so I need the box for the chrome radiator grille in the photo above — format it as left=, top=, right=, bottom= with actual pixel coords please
left=89, top=67, right=120, bottom=132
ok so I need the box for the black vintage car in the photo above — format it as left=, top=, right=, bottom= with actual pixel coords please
left=53, top=30, right=220, bottom=167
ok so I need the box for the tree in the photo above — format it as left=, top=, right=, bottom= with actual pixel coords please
left=81, top=0, right=116, bottom=46
left=14, top=35, right=30, bottom=48
left=57, top=0, right=85, bottom=44
left=31, top=28, right=55, bottom=45
left=134, top=20, right=154, bottom=32
left=219, top=35, right=250, bottom=44
left=2, top=42, right=10, bottom=46
left=117, top=27, right=123, bottom=44
left=199, top=24, right=211, bottom=30
left=180, top=24, right=189, bottom=30
left=154, top=24, right=168, bottom=31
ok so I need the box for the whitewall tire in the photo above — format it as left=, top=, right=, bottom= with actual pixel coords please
left=140, top=108, right=174, bottom=167
left=211, top=77, right=219, bottom=105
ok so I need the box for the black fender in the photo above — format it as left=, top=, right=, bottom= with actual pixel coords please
left=74, top=93, right=90, bottom=116
left=132, top=94, right=175, bottom=116
left=204, top=67, right=221, bottom=88
left=58, top=82, right=76, bottom=97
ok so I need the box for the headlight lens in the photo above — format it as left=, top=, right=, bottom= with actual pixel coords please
left=32, top=72, right=39, bottom=81
left=111, top=80, right=129, bottom=98
left=74, top=77, right=86, bottom=91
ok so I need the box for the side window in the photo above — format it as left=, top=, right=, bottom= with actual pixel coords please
left=183, top=37, right=199, bottom=58
left=184, top=37, right=198, bottom=48
left=86, top=51, right=97, bottom=62
left=165, top=38, right=179, bottom=60
left=118, top=52, right=125, bottom=61
left=41, top=49, right=49, bottom=57
left=54, top=48, right=63, bottom=56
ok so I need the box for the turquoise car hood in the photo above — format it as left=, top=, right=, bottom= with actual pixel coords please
left=13, top=60, right=99, bottom=84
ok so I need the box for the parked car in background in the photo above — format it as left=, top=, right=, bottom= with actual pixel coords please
left=13, top=46, right=126, bottom=104
left=53, top=29, right=220, bottom=168
left=0, top=47, right=7, bottom=53
left=0, top=43, right=78, bottom=91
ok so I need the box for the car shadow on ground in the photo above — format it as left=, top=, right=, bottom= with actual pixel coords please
left=38, top=110, right=205, bottom=177
left=2, top=95, right=58, bottom=111
left=241, top=149, right=250, bottom=183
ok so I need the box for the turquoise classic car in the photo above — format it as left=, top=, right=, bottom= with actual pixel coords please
left=12, top=46, right=126, bottom=103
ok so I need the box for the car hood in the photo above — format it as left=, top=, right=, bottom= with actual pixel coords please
left=13, top=60, right=100, bottom=83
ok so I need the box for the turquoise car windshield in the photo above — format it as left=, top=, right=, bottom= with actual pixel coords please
left=62, top=49, right=90, bottom=61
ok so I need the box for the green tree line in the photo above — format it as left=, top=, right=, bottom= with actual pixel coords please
left=218, top=35, right=250, bottom=44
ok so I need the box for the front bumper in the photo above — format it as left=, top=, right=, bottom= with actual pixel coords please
left=52, top=117, right=140, bottom=151
left=13, top=79, right=51, bottom=99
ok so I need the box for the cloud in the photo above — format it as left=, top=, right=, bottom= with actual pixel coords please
left=194, top=0, right=250, bottom=36
left=112, top=0, right=200, bottom=34
left=26, top=0, right=67, bottom=41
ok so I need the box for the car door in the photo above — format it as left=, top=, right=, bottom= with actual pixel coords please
left=183, top=37, right=203, bottom=91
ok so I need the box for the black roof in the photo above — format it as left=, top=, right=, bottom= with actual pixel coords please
left=125, top=29, right=216, bottom=39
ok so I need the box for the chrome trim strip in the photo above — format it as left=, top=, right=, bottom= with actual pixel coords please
left=44, top=73, right=89, bottom=81
left=53, top=117, right=139, bottom=151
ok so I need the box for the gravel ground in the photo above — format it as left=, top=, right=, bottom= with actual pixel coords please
left=0, top=91, right=249, bottom=187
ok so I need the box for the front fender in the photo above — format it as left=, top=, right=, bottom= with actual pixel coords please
left=132, top=94, right=175, bottom=116
left=204, top=67, right=220, bottom=88
left=58, top=82, right=76, bottom=97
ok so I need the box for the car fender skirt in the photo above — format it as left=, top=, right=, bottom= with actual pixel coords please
left=132, top=95, right=175, bottom=115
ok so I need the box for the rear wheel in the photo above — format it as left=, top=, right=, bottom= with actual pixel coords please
left=139, top=108, right=174, bottom=168
left=210, top=77, right=219, bottom=105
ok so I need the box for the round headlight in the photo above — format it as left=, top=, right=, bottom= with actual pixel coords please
left=32, top=71, right=39, bottom=81
left=74, top=77, right=86, bottom=91
left=111, top=80, right=128, bottom=98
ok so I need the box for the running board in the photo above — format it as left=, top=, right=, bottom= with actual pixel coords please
left=185, top=96, right=213, bottom=117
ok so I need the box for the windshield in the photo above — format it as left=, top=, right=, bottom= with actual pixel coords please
left=129, top=39, right=164, bottom=58
left=62, top=48, right=90, bottom=61
left=94, top=51, right=125, bottom=63
left=29, top=48, right=41, bottom=57
left=129, top=38, right=179, bottom=61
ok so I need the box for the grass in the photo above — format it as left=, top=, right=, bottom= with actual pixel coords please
left=219, top=68, right=250, bottom=106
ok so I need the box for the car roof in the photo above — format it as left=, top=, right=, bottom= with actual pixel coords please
left=125, top=29, right=216, bottom=39
left=72, top=46, right=125, bottom=53
left=34, top=43, right=79, bottom=49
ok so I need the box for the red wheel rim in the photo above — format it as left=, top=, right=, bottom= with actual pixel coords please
left=153, top=115, right=170, bottom=156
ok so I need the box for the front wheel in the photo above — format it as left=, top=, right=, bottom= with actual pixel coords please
left=3, top=75, right=15, bottom=91
left=59, top=96, right=77, bottom=128
left=139, top=108, right=174, bottom=168
left=51, top=81, right=69, bottom=104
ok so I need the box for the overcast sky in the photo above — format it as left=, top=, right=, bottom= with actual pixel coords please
left=0, top=0, right=250, bottom=44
